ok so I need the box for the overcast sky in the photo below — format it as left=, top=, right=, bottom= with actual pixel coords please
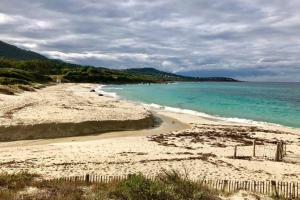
left=1, top=0, right=300, bottom=81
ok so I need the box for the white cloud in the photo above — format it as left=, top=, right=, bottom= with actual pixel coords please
left=0, top=13, right=16, bottom=24
left=162, top=60, right=173, bottom=67
left=43, top=51, right=120, bottom=62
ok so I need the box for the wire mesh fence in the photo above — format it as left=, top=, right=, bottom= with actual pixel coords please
left=233, top=140, right=286, bottom=161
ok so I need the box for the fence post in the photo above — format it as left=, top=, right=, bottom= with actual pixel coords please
left=284, top=143, right=287, bottom=156
left=85, top=174, right=90, bottom=183
left=275, top=142, right=281, bottom=161
left=293, top=183, right=296, bottom=199
left=280, top=141, right=284, bottom=160
left=271, top=180, right=279, bottom=198
left=253, top=139, right=256, bottom=157
left=222, top=180, right=228, bottom=192
left=234, top=145, right=237, bottom=159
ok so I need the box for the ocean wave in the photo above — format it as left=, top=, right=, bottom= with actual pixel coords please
left=143, top=103, right=282, bottom=127
left=106, top=87, right=124, bottom=90
left=99, top=85, right=284, bottom=128
left=95, top=85, right=120, bottom=99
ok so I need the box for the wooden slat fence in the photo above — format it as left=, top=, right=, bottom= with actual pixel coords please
left=55, top=174, right=299, bottom=199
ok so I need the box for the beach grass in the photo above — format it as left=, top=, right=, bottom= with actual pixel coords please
left=0, top=171, right=221, bottom=200
left=0, top=84, right=35, bottom=95
left=0, top=83, right=48, bottom=95
left=0, top=85, right=15, bottom=95
left=110, top=171, right=220, bottom=200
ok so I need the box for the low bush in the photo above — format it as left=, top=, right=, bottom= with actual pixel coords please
left=0, top=68, right=51, bottom=85
left=0, top=77, right=30, bottom=85
left=0, top=171, right=222, bottom=200
left=110, top=171, right=219, bottom=200
left=0, top=85, right=15, bottom=95
left=0, top=172, right=37, bottom=191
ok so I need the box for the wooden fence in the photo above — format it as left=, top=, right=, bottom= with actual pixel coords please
left=56, top=174, right=299, bottom=199
left=233, top=140, right=287, bottom=161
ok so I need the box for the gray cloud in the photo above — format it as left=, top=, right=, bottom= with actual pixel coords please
left=1, top=0, right=300, bottom=81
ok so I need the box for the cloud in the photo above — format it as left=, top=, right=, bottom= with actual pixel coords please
left=0, top=0, right=300, bottom=81
left=0, top=13, right=17, bottom=24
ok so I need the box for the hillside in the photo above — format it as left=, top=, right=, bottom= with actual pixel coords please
left=0, top=68, right=51, bottom=85
left=0, top=40, right=239, bottom=92
left=125, top=67, right=186, bottom=79
left=124, top=67, right=193, bottom=81
left=0, top=41, right=47, bottom=60
left=195, top=77, right=238, bottom=82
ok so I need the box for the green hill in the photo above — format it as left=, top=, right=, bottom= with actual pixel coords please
left=0, top=68, right=51, bottom=85
left=0, top=41, right=47, bottom=60
left=0, top=40, right=239, bottom=92
left=124, top=67, right=191, bottom=81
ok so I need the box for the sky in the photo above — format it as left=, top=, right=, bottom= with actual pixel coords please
left=1, top=0, right=300, bottom=81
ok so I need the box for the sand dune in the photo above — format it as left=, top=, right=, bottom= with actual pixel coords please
left=0, top=83, right=154, bottom=141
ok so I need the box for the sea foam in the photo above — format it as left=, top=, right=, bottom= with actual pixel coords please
left=95, top=85, right=120, bottom=99
left=99, top=85, right=284, bottom=128
left=142, top=103, right=282, bottom=127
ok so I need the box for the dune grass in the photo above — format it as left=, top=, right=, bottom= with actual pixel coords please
left=0, top=85, right=15, bottom=95
left=0, top=171, right=221, bottom=200
left=110, top=171, right=220, bottom=200
left=0, top=83, right=47, bottom=95
left=0, top=84, right=34, bottom=95
left=0, top=170, right=288, bottom=200
left=0, top=67, right=51, bottom=95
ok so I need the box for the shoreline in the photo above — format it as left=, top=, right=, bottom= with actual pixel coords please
left=0, top=83, right=299, bottom=182
left=99, top=85, right=300, bottom=134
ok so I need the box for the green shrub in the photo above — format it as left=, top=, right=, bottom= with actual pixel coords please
left=16, top=84, right=35, bottom=91
left=0, top=171, right=221, bottom=200
left=34, top=180, right=85, bottom=200
left=110, top=174, right=172, bottom=200
left=0, top=85, right=15, bottom=94
left=0, top=172, right=36, bottom=191
left=110, top=171, right=220, bottom=200
left=0, top=77, right=30, bottom=85
left=0, top=68, right=51, bottom=84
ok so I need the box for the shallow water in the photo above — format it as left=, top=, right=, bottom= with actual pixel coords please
left=103, top=82, right=300, bottom=128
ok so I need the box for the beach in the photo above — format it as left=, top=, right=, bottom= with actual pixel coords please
left=0, top=83, right=154, bottom=141
left=0, top=83, right=299, bottom=182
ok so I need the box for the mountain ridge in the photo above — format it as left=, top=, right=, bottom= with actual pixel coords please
left=0, top=40, right=239, bottom=89
left=0, top=41, right=48, bottom=60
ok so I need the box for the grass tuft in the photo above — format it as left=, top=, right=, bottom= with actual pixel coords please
left=110, top=170, right=220, bottom=200
left=0, top=171, right=284, bottom=200
left=0, top=85, right=15, bottom=95
left=0, top=172, right=37, bottom=193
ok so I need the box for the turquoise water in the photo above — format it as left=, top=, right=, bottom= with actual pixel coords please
left=103, top=82, right=300, bottom=128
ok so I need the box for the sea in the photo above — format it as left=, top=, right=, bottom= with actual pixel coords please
left=100, top=82, right=300, bottom=128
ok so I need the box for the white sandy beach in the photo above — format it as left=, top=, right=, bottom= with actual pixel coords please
left=0, top=83, right=154, bottom=141
left=0, top=83, right=299, bottom=182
